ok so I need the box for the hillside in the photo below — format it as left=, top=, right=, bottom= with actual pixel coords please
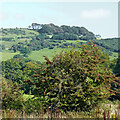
left=1, top=24, right=118, bottom=61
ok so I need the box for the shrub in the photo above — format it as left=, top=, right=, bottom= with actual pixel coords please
left=2, top=78, right=25, bottom=110
left=27, top=43, right=119, bottom=112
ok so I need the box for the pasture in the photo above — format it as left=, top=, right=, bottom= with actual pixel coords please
left=2, top=48, right=118, bottom=62
left=28, top=48, right=63, bottom=62
left=2, top=50, right=20, bottom=61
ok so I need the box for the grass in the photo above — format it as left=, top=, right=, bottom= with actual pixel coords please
left=28, top=48, right=63, bottom=62
left=1, top=28, right=39, bottom=49
left=1, top=38, right=32, bottom=49
left=66, top=40, right=87, bottom=43
left=1, top=28, right=39, bottom=37
left=2, top=48, right=118, bottom=62
left=1, top=47, right=72, bottom=62
left=2, top=101, right=120, bottom=119
left=62, top=40, right=87, bottom=44
left=24, top=29, right=39, bottom=36
left=110, top=52, right=118, bottom=60
left=2, top=50, right=19, bottom=61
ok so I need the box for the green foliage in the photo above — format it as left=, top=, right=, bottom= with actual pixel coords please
left=2, top=26, right=118, bottom=62
left=20, top=46, right=31, bottom=57
left=92, top=38, right=119, bottom=53
left=2, top=25, right=119, bottom=114
left=2, top=58, right=41, bottom=94
left=24, top=97, right=44, bottom=114
left=36, top=34, right=50, bottom=39
left=109, top=56, right=120, bottom=100
left=2, top=37, right=14, bottom=41
left=38, top=23, right=63, bottom=34
left=52, top=33, right=79, bottom=40
left=1, top=28, right=39, bottom=38
left=10, top=44, right=32, bottom=56
left=1, top=28, right=39, bottom=52
left=27, top=43, right=118, bottom=112
left=38, top=23, right=95, bottom=39
left=110, top=56, right=120, bottom=76
left=13, top=54, right=24, bottom=59
left=0, top=44, right=5, bottom=52
left=80, top=27, right=95, bottom=37
left=2, top=78, right=24, bottom=110
left=27, top=39, right=49, bottom=51
left=2, top=58, right=26, bottom=84
left=2, top=77, right=44, bottom=113
left=9, top=34, right=51, bottom=53
left=3, top=28, right=25, bottom=35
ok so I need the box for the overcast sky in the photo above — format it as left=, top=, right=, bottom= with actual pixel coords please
left=0, top=1, right=118, bottom=38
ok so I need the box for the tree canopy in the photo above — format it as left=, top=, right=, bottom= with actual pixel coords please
left=37, top=23, right=95, bottom=39
left=26, top=43, right=119, bottom=112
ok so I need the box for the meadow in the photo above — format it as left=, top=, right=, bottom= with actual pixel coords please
left=2, top=50, right=20, bottom=61
left=28, top=48, right=63, bottom=62
left=2, top=48, right=118, bottom=62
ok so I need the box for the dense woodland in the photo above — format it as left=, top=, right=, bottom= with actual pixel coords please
left=1, top=23, right=120, bottom=118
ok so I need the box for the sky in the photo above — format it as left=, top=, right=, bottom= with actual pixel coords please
left=0, top=1, right=118, bottom=38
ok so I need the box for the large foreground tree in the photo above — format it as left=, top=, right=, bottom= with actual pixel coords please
left=26, top=43, right=119, bottom=112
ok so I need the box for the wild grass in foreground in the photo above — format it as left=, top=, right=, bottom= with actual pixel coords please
left=2, top=102, right=120, bottom=119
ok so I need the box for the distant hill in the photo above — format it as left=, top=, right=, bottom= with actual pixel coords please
left=29, top=23, right=96, bottom=40
left=1, top=24, right=118, bottom=61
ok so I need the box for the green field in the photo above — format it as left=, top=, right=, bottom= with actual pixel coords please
left=1, top=48, right=67, bottom=62
left=1, top=28, right=39, bottom=38
left=2, top=48, right=118, bottom=62
left=66, top=40, right=87, bottom=43
left=1, top=40, right=30, bottom=49
left=28, top=48, right=63, bottom=62
left=110, top=52, right=118, bottom=60
left=2, top=50, right=20, bottom=61
left=1, top=29, right=39, bottom=49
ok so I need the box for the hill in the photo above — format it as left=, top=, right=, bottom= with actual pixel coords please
left=0, top=24, right=118, bottom=61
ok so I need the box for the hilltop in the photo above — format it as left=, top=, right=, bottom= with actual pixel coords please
left=29, top=23, right=96, bottom=39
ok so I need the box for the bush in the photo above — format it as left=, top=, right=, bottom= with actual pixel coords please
left=13, top=54, right=24, bottom=59
left=2, top=78, right=25, bottom=110
left=24, top=97, right=44, bottom=114
left=27, top=43, right=118, bottom=112
left=52, top=33, right=79, bottom=40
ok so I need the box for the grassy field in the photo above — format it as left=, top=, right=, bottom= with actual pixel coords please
left=66, top=40, right=87, bottom=43
left=110, top=52, right=118, bottom=60
left=28, top=48, right=63, bottom=62
left=1, top=28, right=39, bottom=37
left=2, top=50, right=20, bottom=61
left=1, top=40, right=29, bottom=49
left=2, top=48, right=118, bottom=62
left=1, top=28, right=39, bottom=49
